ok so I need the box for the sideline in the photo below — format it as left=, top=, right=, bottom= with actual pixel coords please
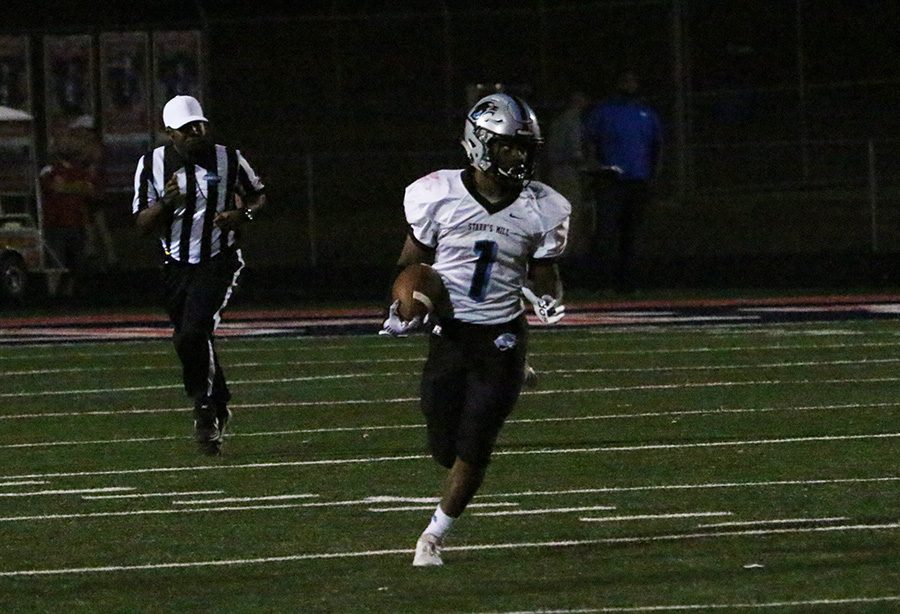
left=3, top=293, right=900, bottom=344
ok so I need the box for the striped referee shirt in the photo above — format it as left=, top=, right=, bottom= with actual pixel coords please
left=132, top=143, right=265, bottom=264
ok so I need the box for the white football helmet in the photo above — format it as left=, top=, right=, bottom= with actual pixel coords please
left=462, top=93, right=543, bottom=181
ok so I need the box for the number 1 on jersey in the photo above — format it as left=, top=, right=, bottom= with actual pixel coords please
left=468, top=240, right=498, bottom=301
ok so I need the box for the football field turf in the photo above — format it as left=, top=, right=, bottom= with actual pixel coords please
left=0, top=318, right=898, bottom=612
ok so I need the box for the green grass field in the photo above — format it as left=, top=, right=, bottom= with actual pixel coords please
left=0, top=319, right=898, bottom=612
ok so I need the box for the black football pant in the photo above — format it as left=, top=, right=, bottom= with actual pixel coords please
left=162, top=250, right=243, bottom=409
left=420, top=315, right=528, bottom=469
left=594, top=179, right=651, bottom=291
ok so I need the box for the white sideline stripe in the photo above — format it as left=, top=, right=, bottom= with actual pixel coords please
left=171, top=493, right=319, bottom=505
left=579, top=512, right=732, bottom=523
left=366, top=502, right=519, bottom=512
left=2, top=398, right=897, bottom=423
left=473, top=505, right=616, bottom=517
left=697, top=516, right=848, bottom=528
left=0, top=480, right=48, bottom=487
left=0, top=523, right=897, bottom=578
left=82, top=490, right=225, bottom=500
left=493, top=595, right=900, bottom=612
left=0, top=487, right=132, bottom=498
left=3, top=434, right=899, bottom=482
left=0, top=371, right=408, bottom=399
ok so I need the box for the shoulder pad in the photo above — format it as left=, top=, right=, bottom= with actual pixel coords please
left=405, top=170, right=457, bottom=204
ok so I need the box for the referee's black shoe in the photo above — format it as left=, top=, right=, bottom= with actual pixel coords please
left=193, top=403, right=223, bottom=456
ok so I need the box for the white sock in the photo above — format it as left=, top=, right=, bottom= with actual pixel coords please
left=422, top=504, right=455, bottom=539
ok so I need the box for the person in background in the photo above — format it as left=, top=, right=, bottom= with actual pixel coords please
left=546, top=89, right=592, bottom=267
left=583, top=69, right=662, bottom=293
left=68, top=116, right=118, bottom=272
left=39, top=128, right=96, bottom=298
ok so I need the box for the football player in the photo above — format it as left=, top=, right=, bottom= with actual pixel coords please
left=382, top=93, right=570, bottom=565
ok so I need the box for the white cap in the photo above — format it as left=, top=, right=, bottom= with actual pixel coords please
left=162, top=95, right=207, bottom=129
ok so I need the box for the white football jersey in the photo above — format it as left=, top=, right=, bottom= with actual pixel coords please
left=405, top=169, right=570, bottom=324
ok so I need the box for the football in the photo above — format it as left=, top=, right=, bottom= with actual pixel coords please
left=392, top=263, right=450, bottom=321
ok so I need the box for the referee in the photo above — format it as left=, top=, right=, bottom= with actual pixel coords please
left=132, top=95, right=266, bottom=455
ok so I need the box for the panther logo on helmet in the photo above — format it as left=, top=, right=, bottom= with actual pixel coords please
left=462, top=93, right=543, bottom=182
left=470, top=100, right=499, bottom=122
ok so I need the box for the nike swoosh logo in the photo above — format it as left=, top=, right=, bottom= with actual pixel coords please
left=510, top=213, right=522, bottom=219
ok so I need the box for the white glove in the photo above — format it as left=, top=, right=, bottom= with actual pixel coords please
left=521, top=287, right=565, bottom=325
left=379, top=300, right=424, bottom=337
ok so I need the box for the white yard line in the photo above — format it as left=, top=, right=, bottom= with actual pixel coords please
left=545, top=357, right=900, bottom=374
left=0, top=371, right=408, bottom=399
left=171, top=494, right=319, bottom=505
left=0, top=523, right=896, bottom=577
left=0, top=339, right=412, bottom=361
left=5, top=371, right=900, bottom=402
left=366, top=502, right=519, bottom=512
left=0, top=357, right=421, bottom=377
left=0, top=435, right=185, bottom=448
left=82, top=490, right=225, bottom=500
left=697, top=516, right=848, bottom=528
left=6, top=354, right=900, bottom=378
left=522, top=376, right=900, bottom=398
left=2, top=434, right=899, bottom=482
left=473, top=505, right=616, bottom=517
left=579, top=512, right=732, bottom=523
left=0, top=487, right=132, bottom=498
left=535, top=340, right=900, bottom=356
left=477, top=476, right=900, bottom=497
left=494, top=432, right=900, bottom=456
left=4, top=337, right=900, bottom=363
left=0, top=497, right=457, bottom=523
left=489, top=595, right=900, bottom=612
left=1, top=398, right=897, bottom=424
left=0, top=397, right=420, bottom=420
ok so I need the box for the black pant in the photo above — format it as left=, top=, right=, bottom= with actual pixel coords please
left=594, top=178, right=651, bottom=291
left=420, top=315, right=528, bottom=468
left=161, top=250, right=243, bottom=408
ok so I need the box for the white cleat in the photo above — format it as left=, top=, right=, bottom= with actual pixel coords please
left=413, top=533, right=444, bottom=567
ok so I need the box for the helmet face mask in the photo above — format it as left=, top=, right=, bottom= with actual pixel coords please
left=462, top=93, right=543, bottom=182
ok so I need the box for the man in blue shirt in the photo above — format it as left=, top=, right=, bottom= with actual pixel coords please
left=584, top=69, right=662, bottom=292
